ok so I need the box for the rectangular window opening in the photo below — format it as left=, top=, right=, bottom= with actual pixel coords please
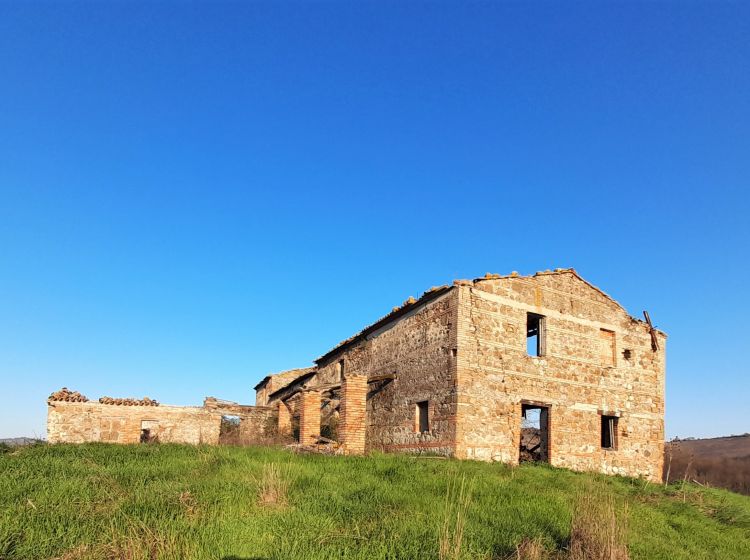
left=140, top=420, right=158, bottom=444
left=338, top=359, right=345, bottom=381
left=416, top=401, right=429, bottom=433
left=599, top=329, right=616, bottom=366
left=527, top=313, right=546, bottom=357
left=601, top=415, right=618, bottom=450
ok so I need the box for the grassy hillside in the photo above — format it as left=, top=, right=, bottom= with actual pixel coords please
left=1, top=444, right=749, bottom=560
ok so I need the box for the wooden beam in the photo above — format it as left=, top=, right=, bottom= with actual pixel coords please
left=367, top=373, right=396, bottom=383
left=643, top=310, right=660, bottom=352
left=315, top=382, right=342, bottom=392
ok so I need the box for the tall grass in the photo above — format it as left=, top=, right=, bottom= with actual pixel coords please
left=438, top=475, right=474, bottom=560
left=511, top=537, right=546, bottom=560
left=508, top=488, right=629, bottom=560
left=254, top=462, right=294, bottom=507
left=569, top=489, right=629, bottom=560
left=1, top=444, right=749, bottom=559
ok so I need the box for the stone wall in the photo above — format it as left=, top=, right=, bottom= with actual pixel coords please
left=47, top=401, right=221, bottom=444
left=48, top=396, right=277, bottom=446
left=316, top=289, right=459, bottom=456
left=236, top=406, right=277, bottom=444
left=454, top=271, right=665, bottom=481
left=277, top=401, right=292, bottom=437
left=256, top=367, right=316, bottom=406
left=204, top=398, right=277, bottom=444
left=255, top=383, right=272, bottom=408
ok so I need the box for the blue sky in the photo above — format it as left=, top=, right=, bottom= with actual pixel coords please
left=1, top=2, right=748, bottom=440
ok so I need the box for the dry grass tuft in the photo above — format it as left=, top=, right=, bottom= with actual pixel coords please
left=52, top=525, right=189, bottom=560
left=439, top=475, right=474, bottom=560
left=50, top=544, right=93, bottom=560
left=179, top=490, right=198, bottom=518
left=568, top=490, right=629, bottom=560
left=511, top=537, right=547, bottom=560
left=104, top=524, right=191, bottom=560
left=254, top=462, right=294, bottom=508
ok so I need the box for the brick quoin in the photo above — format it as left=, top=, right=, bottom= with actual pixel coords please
left=277, top=401, right=291, bottom=437
left=298, top=390, right=321, bottom=445
left=340, top=374, right=367, bottom=455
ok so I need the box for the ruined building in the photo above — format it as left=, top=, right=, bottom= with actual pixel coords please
left=48, top=269, right=666, bottom=481
left=46, top=390, right=276, bottom=446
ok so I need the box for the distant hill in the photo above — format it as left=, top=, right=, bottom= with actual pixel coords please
left=665, top=434, right=750, bottom=495
left=671, top=434, right=750, bottom=459
left=0, top=437, right=43, bottom=447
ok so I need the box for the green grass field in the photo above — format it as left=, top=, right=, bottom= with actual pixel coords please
left=1, top=444, right=749, bottom=559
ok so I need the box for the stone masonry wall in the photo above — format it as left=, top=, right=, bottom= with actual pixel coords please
left=237, top=407, right=277, bottom=444
left=316, top=290, right=459, bottom=456
left=277, top=401, right=292, bottom=437
left=204, top=397, right=277, bottom=443
left=47, top=401, right=222, bottom=445
left=48, top=397, right=276, bottom=445
left=454, top=271, right=665, bottom=481
left=255, top=384, right=272, bottom=408
left=256, top=367, right=316, bottom=406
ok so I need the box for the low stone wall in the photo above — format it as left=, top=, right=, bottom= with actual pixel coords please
left=47, top=400, right=221, bottom=444
left=204, top=398, right=278, bottom=444
left=47, top=395, right=277, bottom=446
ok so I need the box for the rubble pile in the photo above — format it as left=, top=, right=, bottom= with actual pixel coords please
left=286, top=436, right=342, bottom=456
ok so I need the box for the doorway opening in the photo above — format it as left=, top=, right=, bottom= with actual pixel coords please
left=520, top=403, right=550, bottom=463
left=291, top=415, right=300, bottom=443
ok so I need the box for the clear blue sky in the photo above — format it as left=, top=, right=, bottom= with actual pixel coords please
left=1, top=2, right=748, bottom=440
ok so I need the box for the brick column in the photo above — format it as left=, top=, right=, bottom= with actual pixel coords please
left=277, top=401, right=291, bottom=437
left=339, top=374, right=368, bottom=455
left=298, top=390, right=321, bottom=445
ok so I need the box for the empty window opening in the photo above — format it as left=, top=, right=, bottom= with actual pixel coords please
left=140, top=420, right=158, bottom=444
left=599, top=329, right=616, bottom=366
left=337, top=359, right=345, bottom=381
left=520, top=404, right=550, bottom=462
left=601, top=415, right=618, bottom=450
left=415, top=401, right=429, bottom=433
left=219, top=415, right=241, bottom=445
left=527, top=313, right=546, bottom=357
left=320, top=414, right=338, bottom=441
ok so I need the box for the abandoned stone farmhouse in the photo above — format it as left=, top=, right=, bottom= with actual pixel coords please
left=47, top=269, right=666, bottom=481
